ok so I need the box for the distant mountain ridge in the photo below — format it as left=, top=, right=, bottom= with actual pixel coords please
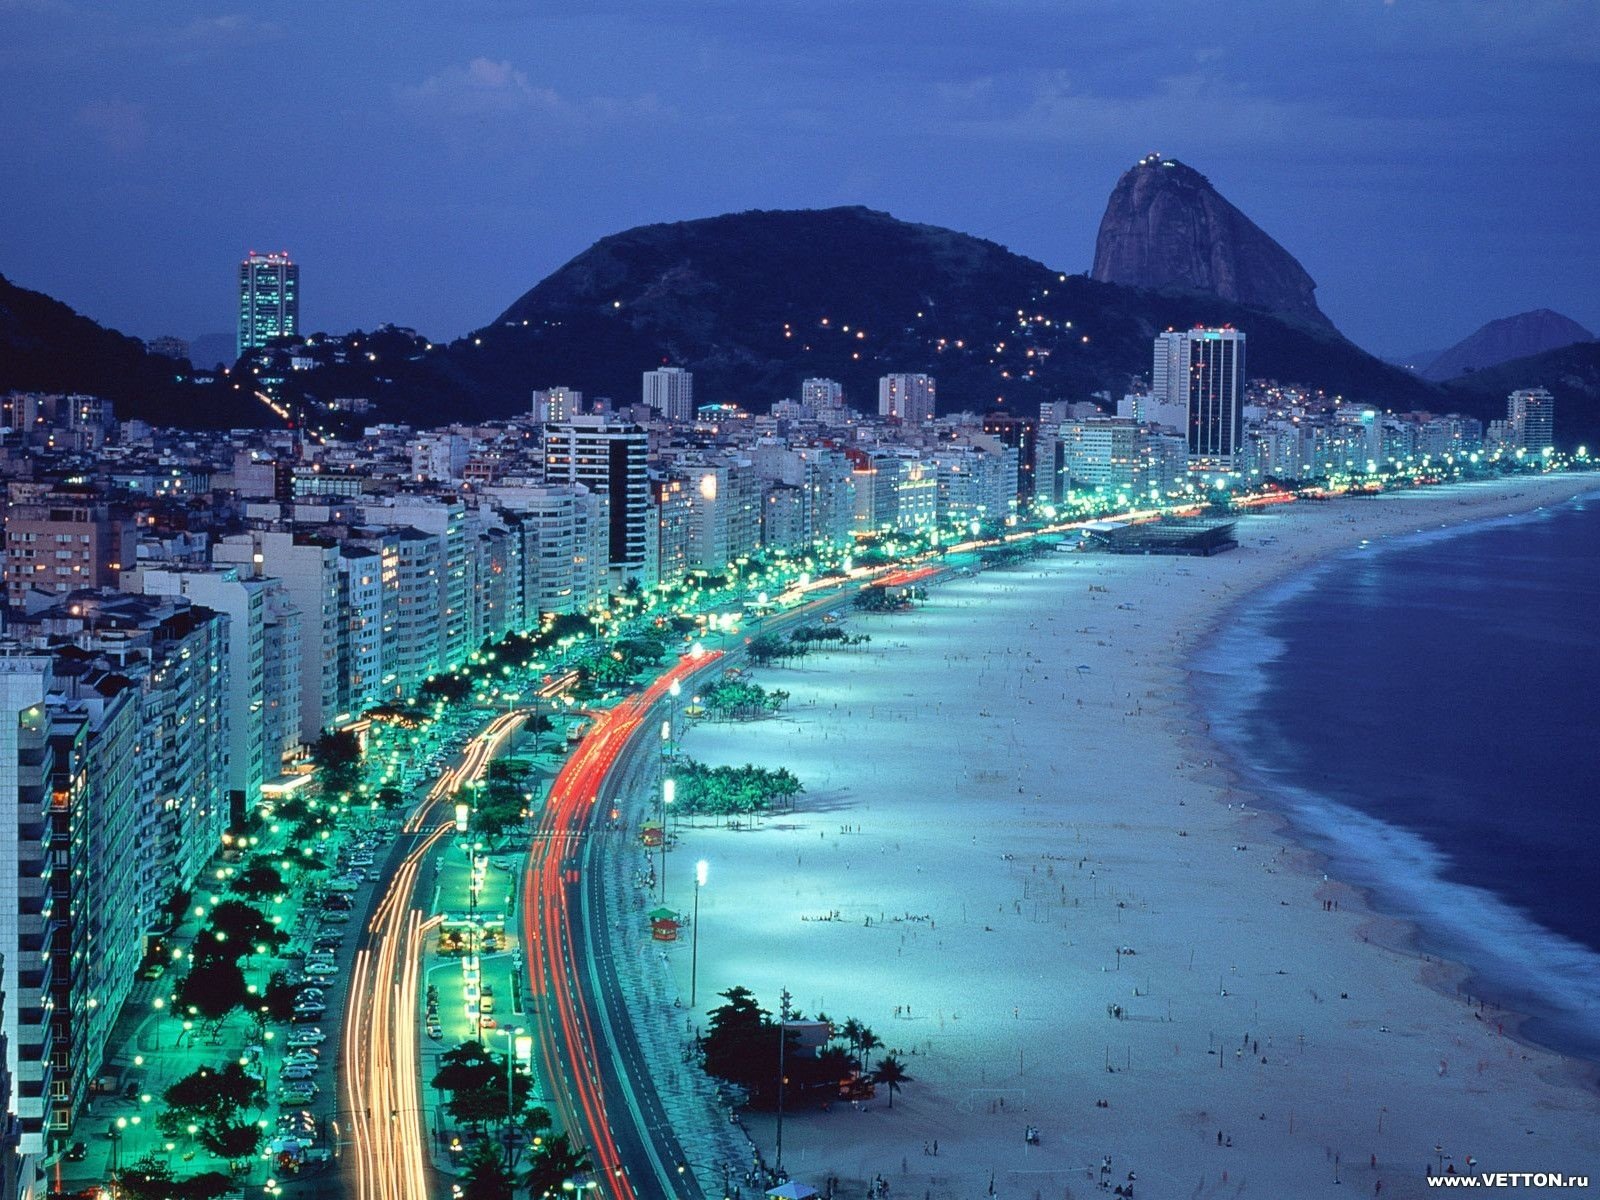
left=1423, top=309, right=1594, bottom=382
left=1091, top=155, right=1336, bottom=333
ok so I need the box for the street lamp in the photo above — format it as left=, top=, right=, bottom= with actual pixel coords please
left=659, top=778, right=675, bottom=904
left=691, top=860, right=708, bottom=1008
left=498, top=1025, right=526, bottom=1164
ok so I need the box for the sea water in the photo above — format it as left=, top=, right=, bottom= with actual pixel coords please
left=1197, top=487, right=1600, bottom=1063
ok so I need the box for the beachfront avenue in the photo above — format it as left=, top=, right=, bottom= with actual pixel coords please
left=54, top=454, right=1598, bottom=1200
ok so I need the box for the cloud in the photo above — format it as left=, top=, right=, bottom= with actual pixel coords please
left=75, top=99, right=148, bottom=156
left=399, top=57, right=671, bottom=140
left=158, top=13, right=283, bottom=63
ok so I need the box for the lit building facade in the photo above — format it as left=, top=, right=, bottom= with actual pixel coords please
left=238, top=251, right=299, bottom=357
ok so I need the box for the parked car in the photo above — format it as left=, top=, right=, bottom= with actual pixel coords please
left=64, top=1141, right=87, bottom=1162
left=292, top=1006, right=326, bottom=1023
left=304, top=962, right=337, bottom=978
left=321, top=910, right=352, bottom=923
left=287, top=1029, right=326, bottom=1046
left=284, top=1050, right=319, bottom=1066
left=278, top=1084, right=317, bottom=1102
left=139, top=962, right=166, bottom=981
left=280, top=1065, right=317, bottom=1082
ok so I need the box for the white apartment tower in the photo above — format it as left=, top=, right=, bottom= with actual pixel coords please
left=643, top=367, right=694, bottom=423
left=878, top=374, right=936, bottom=424
left=1507, top=388, right=1555, bottom=454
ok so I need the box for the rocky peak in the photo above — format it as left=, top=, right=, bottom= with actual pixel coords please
left=1090, top=154, right=1336, bottom=333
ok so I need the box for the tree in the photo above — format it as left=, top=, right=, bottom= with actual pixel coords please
left=432, top=1041, right=531, bottom=1130
left=746, top=633, right=786, bottom=665
left=856, top=1027, right=883, bottom=1074
left=460, top=1136, right=517, bottom=1200
left=113, top=1158, right=231, bottom=1200
left=873, top=1053, right=912, bottom=1108
left=202, top=899, right=287, bottom=958
left=420, top=674, right=472, bottom=701
left=522, top=1134, right=592, bottom=1198
left=200, top=1118, right=263, bottom=1161
left=310, top=728, right=363, bottom=794
left=174, top=957, right=248, bottom=1022
left=231, top=863, right=285, bottom=900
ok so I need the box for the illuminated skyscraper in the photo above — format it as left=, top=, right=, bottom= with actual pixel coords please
left=1506, top=388, right=1554, bottom=454
left=1153, top=328, right=1246, bottom=469
left=238, top=251, right=299, bottom=356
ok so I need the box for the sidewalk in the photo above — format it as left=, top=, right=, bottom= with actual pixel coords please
left=597, top=738, right=756, bottom=1198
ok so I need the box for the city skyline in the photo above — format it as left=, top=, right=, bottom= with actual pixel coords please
left=1, top=3, right=1597, bottom=355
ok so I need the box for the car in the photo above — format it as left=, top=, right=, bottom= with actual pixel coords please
left=292, top=1007, right=326, bottom=1023
left=139, top=962, right=166, bottom=981
left=304, top=962, right=337, bottom=977
left=296, top=988, right=326, bottom=1004
left=307, top=949, right=336, bottom=963
left=313, top=938, right=343, bottom=952
left=284, top=1050, right=319, bottom=1065
left=278, top=1085, right=317, bottom=1102
left=64, top=1141, right=87, bottom=1162
left=123, top=1080, right=143, bottom=1100
left=479, top=1015, right=497, bottom=1030
left=287, top=1029, right=326, bottom=1045
left=280, top=1065, right=317, bottom=1082
left=321, top=910, right=352, bottom=923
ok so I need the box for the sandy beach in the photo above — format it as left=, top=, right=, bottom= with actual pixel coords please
left=648, top=473, right=1600, bottom=1200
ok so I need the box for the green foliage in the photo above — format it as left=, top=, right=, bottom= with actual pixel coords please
left=669, top=759, right=803, bottom=816
left=431, top=1040, right=532, bottom=1129
left=701, top=987, right=875, bottom=1109
left=459, top=1136, right=517, bottom=1200
left=113, top=1157, right=235, bottom=1200
left=699, top=679, right=789, bottom=721
left=522, top=1134, right=592, bottom=1198
left=873, top=1053, right=912, bottom=1107
left=199, top=1118, right=263, bottom=1160
left=745, top=633, right=787, bottom=665
left=420, top=674, right=472, bottom=701
left=230, top=863, right=285, bottom=900
left=174, top=957, right=248, bottom=1022
left=159, top=1062, right=264, bottom=1152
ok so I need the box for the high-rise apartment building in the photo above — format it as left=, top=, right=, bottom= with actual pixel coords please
left=1152, top=328, right=1246, bottom=469
left=1507, top=388, right=1555, bottom=454
left=878, top=374, right=936, bottom=424
left=532, top=387, right=583, bottom=424
left=238, top=251, right=299, bottom=357
left=800, top=378, right=845, bottom=418
left=0, top=657, right=57, bottom=1178
left=981, top=412, right=1038, bottom=502
left=543, top=418, right=655, bottom=587
left=643, top=368, right=694, bottom=423
left=3, top=489, right=135, bottom=609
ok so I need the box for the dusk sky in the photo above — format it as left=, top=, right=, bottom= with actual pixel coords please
left=2, top=1, right=1596, bottom=358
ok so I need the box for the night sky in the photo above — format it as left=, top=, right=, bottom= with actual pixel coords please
left=2, top=1, right=1596, bottom=358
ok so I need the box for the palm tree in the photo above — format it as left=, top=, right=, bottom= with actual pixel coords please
left=873, top=1053, right=912, bottom=1108
left=857, top=1027, right=883, bottom=1075
left=522, top=1134, right=591, bottom=1198
left=838, top=1018, right=864, bottom=1068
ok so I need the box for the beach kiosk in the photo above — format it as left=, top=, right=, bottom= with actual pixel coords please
left=765, top=1184, right=818, bottom=1200
left=649, top=907, right=680, bottom=941
left=641, top=819, right=665, bottom=848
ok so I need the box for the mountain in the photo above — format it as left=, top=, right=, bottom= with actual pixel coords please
left=0, top=272, right=259, bottom=428
left=1442, top=340, right=1600, bottom=448
left=441, top=205, right=1425, bottom=420
left=1091, top=154, right=1337, bottom=333
left=1422, top=309, right=1594, bottom=382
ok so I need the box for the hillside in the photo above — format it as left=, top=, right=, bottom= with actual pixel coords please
left=1443, top=341, right=1600, bottom=448
left=0, top=272, right=260, bottom=428
left=1422, top=309, right=1594, bottom=382
left=453, top=206, right=1431, bottom=418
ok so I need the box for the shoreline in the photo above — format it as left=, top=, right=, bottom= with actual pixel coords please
left=1181, top=477, right=1600, bottom=1088
left=655, top=471, right=1600, bottom=1199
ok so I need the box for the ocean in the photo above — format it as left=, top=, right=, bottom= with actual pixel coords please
left=1197, top=486, right=1600, bottom=1064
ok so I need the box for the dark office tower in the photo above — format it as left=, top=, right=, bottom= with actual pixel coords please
left=1154, top=328, right=1245, bottom=470
left=238, top=251, right=299, bottom=356
left=982, top=412, right=1038, bottom=501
